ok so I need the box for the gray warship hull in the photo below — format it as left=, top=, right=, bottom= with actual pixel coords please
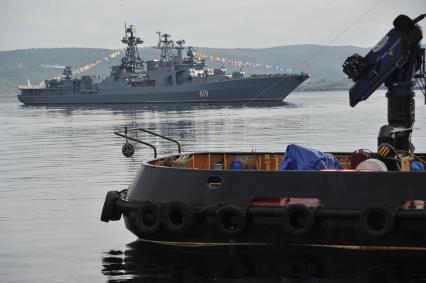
left=18, top=75, right=306, bottom=105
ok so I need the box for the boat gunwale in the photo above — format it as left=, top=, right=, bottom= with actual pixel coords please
left=140, top=151, right=426, bottom=174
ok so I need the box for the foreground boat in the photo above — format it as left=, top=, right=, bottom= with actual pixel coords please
left=102, top=150, right=426, bottom=247
left=17, top=25, right=308, bottom=105
left=101, top=14, right=426, bottom=247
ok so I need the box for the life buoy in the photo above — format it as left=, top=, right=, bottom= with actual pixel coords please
left=215, top=205, right=248, bottom=236
left=359, top=206, right=394, bottom=238
left=122, top=142, right=135, bottom=158
left=136, top=201, right=162, bottom=235
left=281, top=204, right=315, bottom=236
left=162, top=201, right=195, bottom=233
left=100, top=191, right=121, bottom=222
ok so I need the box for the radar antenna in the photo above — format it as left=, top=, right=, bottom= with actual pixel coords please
left=155, top=31, right=175, bottom=62
left=120, top=24, right=144, bottom=73
left=174, top=40, right=186, bottom=63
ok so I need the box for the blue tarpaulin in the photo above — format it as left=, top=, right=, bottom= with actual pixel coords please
left=411, top=161, right=425, bottom=171
left=280, top=144, right=343, bottom=171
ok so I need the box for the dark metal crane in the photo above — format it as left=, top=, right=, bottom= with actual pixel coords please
left=343, top=14, right=426, bottom=161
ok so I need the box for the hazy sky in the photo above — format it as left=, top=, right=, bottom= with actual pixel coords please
left=0, top=0, right=424, bottom=51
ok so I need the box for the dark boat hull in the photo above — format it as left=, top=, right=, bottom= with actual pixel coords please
left=105, top=153, right=426, bottom=247
left=127, top=162, right=426, bottom=210
left=122, top=210, right=426, bottom=248
left=102, top=151, right=426, bottom=247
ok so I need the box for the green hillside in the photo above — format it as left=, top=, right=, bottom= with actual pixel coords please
left=0, top=45, right=370, bottom=94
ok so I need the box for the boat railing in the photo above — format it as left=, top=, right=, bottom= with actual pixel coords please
left=114, top=126, right=181, bottom=158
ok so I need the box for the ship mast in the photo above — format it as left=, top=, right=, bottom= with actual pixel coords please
left=156, top=32, right=175, bottom=62
left=121, top=24, right=144, bottom=73
left=174, top=40, right=185, bottom=63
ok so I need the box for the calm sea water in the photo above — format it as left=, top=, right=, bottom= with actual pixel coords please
left=1, top=90, right=426, bottom=283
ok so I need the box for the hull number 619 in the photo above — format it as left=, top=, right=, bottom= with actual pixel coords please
left=199, top=90, right=209, bottom=97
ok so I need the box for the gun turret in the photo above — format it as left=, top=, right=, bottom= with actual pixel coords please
left=62, top=65, right=73, bottom=79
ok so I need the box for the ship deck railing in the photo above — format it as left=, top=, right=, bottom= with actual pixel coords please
left=18, top=85, right=47, bottom=89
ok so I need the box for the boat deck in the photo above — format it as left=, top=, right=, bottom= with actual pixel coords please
left=148, top=152, right=426, bottom=171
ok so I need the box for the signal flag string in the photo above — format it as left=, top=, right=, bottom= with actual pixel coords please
left=44, top=48, right=296, bottom=85
left=195, top=51, right=295, bottom=74
left=46, top=48, right=126, bottom=83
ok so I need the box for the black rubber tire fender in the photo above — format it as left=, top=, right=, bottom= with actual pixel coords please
left=136, top=201, right=162, bottom=235
left=100, top=191, right=121, bottom=222
left=359, top=206, right=395, bottom=238
left=281, top=204, right=315, bottom=236
left=162, top=201, right=195, bottom=233
left=215, top=205, right=248, bottom=236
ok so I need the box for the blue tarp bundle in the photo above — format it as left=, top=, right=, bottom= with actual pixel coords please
left=411, top=161, right=425, bottom=171
left=280, top=144, right=343, bottom=171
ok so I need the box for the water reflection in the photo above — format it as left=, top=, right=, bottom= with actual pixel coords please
left=20, top=101, right=295, bottom=115
left=102, top=241, right=426, bottom=282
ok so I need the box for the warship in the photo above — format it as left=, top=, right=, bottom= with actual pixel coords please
left=17, top=25, right=309, bottom=105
